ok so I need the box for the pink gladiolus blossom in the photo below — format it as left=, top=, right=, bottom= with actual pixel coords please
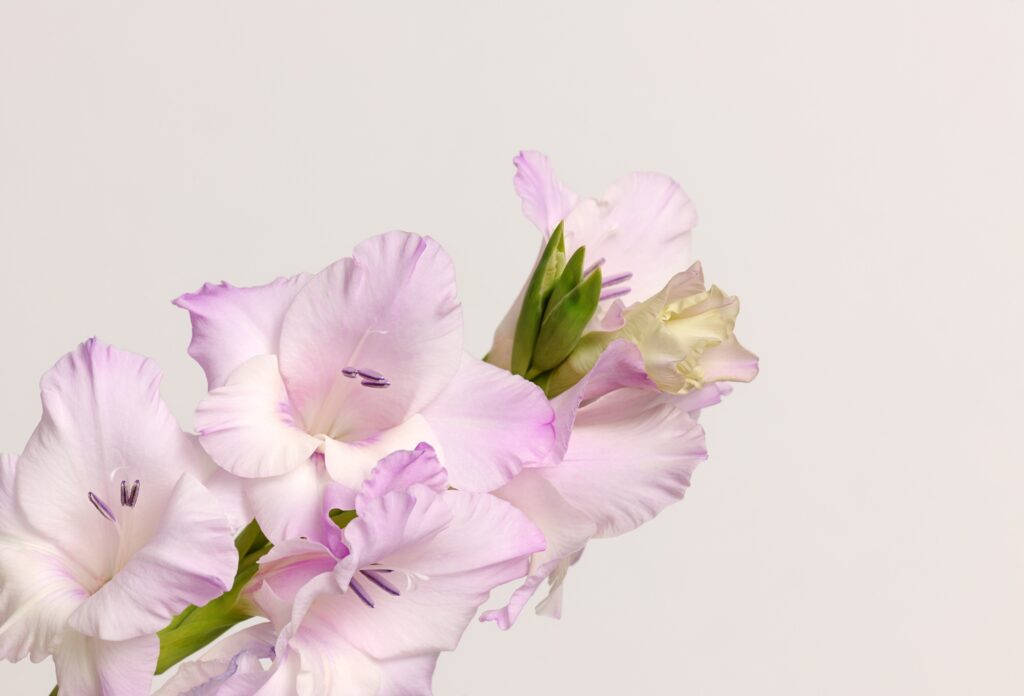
left=175, top=231, right=555, bottom=543
left=482, top=341, right=711, bottom=628
left=196, top=444, right=545, bottom=694
left=0, top=339, right=238, bottom=695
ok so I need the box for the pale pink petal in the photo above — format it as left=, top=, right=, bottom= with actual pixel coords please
left=0, top=540, right=86, bottom=661
left=288, top=619, right=382, bottom=695
left=0, top=455, right=82, bottom=659
left=258, top=539, right=339, bottom=606
left=195, top=354, right=321, bottom=479
left=534, top=549, right=584, bottom=619
left=173, top=273, right=312, bottom=389
left=246, top=460, right=331, bottom=544
left=278, top=232, right=463, bottom=442
left=68, top=474, right=237, bottom=641
left=378, top=653, right=439, bottom=696
left=357, top=444, right=448, bottom=502
left=482, top=470, right=595, bottom=629
left=700, top=334, right=761, bottom=384
left=322, top=415, right=439, bottom=490
left=16, top=339, right=214, bottom=587
left=668, top=382, right=733, bottom=415
left=563, top=171, right=697, bottom=305
left=202, top=466, right=253, bottom=533
left=542, top=340, right=655, bottom=467
left=154, top=624, right=278, bottom=696
left=422, top=354, right=554, bottom=491
left=544, top=389, right=708, bottom=538
left=491, top=471, right=594, bottom=577
left=54, top=631, right=158, bottom=696
left=513, top=150, right=579, bottom=235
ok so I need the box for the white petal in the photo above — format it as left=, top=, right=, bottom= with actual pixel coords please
left=54, top=630, right=158, bottom=696
left=323, top=415, right=439, bottom=490
left=196, top=354, right=322, bottom=479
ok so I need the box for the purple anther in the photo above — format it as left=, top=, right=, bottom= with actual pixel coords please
left=342, top=366, right=360, bottom=378
left=120, top=480, right=128, bottom=506
left=127, top=480, right=141, bottom=507
left=361, top=379, right=390, bottom=389
left=601, top=271, right=633, bottom=288
left=361, top=569, right=401, bottom=596
left=349, top=578, right=375, bottom=608
left=88, top=492, right=116, bottom=522
left=357, top=368, right=386, bottom=382
left=583, top=257, right=606, bottom=276
left=599, top=286, right=631, bottom=302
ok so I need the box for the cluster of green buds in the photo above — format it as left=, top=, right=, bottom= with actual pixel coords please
left=510, top=223, right=604, bottom=396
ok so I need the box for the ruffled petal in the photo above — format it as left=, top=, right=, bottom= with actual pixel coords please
left=512, top=150, right=579, bottom=235
left=543, top=389, right=708, bottom=538
left=563, top=170, right=697, bottom=305
left=154, top=624, right=278, bottom=696
left=357, top=444, right=448, bottom=503
left=54, top=631, right=159, bottom=696
left=700, top=334, right=760, bottom=384
left=330, top=489, right=543, bottom=659
left=173, top=274, right=311, bottom=389
left=68, top=474, right=237, bottom=641
left=195, top=354, right=321, bottom=479
left=422, top=354, right=554, bottom=491
left=482, top=470, right=595, bottom=629
left=278, top=232, right=463, bottom=442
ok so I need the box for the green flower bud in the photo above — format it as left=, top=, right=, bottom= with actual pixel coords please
left=510, top=224, right=565, bottom=376
left=529, top=263, right=603, bottom=376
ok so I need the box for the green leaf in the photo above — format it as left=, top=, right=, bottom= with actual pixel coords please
left=529, top=266, right=603, bottom=375
left=510, top=223, right=565, bottom=376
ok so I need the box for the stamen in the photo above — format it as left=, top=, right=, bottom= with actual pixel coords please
left=584, top=257, right=606, bottom=276
left=120, top=480, right=128, bottom=506
left=601, top=271, right=633, bottom=288
left=357, top=368, right=385, bottom=382
left=127, top=480, right=141, bottom=507
left=343, top=366, right=390, bottom=388
left=361, top=569, right=401, bottom=596
left=600, top=286, right=631, bottom=301
left=349, top=578, right=375, bottom=608
left=88, top=492, right=116, bottom=522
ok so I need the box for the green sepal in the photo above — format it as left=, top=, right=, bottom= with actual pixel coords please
left=544, top=245, right=586, bottom=320
left=543, top=330, right=616, bottom=398
left=510, top=223, right=566, bottom=376
left=329, top=508, right=358, bottom=529
left=529, top=265, right=603, bottom=375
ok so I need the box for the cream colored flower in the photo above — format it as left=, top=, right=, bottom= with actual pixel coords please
left=548, top=262, right=758, bottom=396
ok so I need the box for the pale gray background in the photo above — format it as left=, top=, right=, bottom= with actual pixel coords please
left=1, top=1, right=1022, bottom=694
